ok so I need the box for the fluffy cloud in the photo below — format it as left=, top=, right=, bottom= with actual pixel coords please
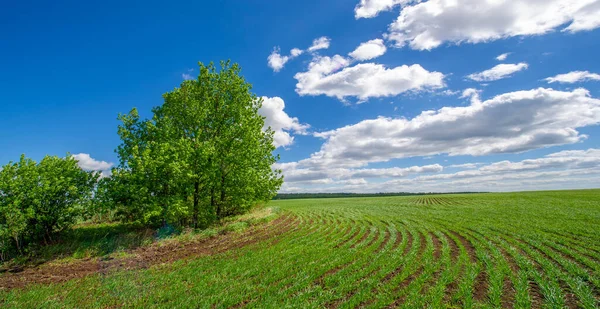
left=72, top=153, right=113, bottom=177
left=276, top=162, right=443, bottom=184
left=386, top=0, right=600, bottom=50
left=467, top=63, right=528, bottom=82
left=278, top=149, right=600, bottom=193
left=268, top=47, right=304, bottom=72
left=496, top=53, right=511, bottom=61
left=308, top=37, right=331, bottom=52
left=259, top=97, right=309, bottom=148
left=545, top=71, right=600, bottom=83
left=267, top=37, right=331, bottom=72
left=294, top=56, right=445, bottom=101
left=303, top=87, right=600, bottom=168
left=290, top=48, right=304, bottom=57
left=354, top=0, right=411, bottom=19
left=349, top=39, right=388, bottom=61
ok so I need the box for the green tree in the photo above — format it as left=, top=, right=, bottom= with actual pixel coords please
left=0, top=154, right=99, bottom=258
left=109, top=61, right=282, bottom=228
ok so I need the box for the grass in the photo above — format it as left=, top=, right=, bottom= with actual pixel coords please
left=1, top=190, right=599, bottom=308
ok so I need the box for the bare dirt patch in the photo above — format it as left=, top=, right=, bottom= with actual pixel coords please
left=0, top=214, right=296, bottom=290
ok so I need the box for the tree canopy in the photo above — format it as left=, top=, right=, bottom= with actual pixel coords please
left=101, top=61, right=283, bottom=227
left=0, top=155, right=98, bottom=258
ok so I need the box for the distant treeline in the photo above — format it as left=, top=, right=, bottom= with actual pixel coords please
left=273, top=192, right=485, bottom=200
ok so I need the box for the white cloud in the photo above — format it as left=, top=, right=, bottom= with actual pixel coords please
left=349, top=39, right=388, bottom=61
left=460, top=88, right=481, bottom=100
left=545, top=71, right=600, bottom=83
left=308, top=37, right=331, bottom=52
left=278, top=149, right=600, bottom=193
left=267, top=47, right=305, bottom=72
left=496, top=53, right=511, bottom=61
left=355, top=0, right=413, bottom=19
left=294, top=56, right=445, bottom=101
left=72, top=153, right=113, bottom=177
left=182, top=73, right=194, bottom=80
left=276, top=162, right=443, bottom=184
left=386, top=0, right=600, bottom=50
left=290, top=48, right=304, bottom=57
left=302, top=88, right=600, bottom=168
left=563, top=0, right=600, bottom=32
left=267, top=48, right=290, bottom=72
left=259, top=97, right=310, bottom=148
left=447, top=163, right=482, bottom=169
left=467, top=63, right=528, bottom=82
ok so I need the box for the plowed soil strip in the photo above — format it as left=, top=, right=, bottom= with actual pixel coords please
left=364, top=229, right=381, bottom=248
left=350, top=228, right=373, bottom=249
left=376, top=230, right=392, bottom=253
left=334, top=227, right=362, bottom=249
left=473, top=268, right=489, bottom=302
left=451, top=231, right=477, bottom=263
left=387, top=266, right=426, bottom=308
left=0, top=215, right=297, bottom=290
left=431, top=232, right=442, bottom=260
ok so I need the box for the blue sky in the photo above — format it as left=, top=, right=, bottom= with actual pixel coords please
left=2, top=0, right=600, bottom=192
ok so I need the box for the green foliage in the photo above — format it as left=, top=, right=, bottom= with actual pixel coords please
left=0, top=155, right=99, bottom=260
left=103, top=61, right=282, bottom=228
left=2, top=190, right=599, bottom=308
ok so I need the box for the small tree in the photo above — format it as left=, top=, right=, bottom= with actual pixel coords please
left=0, top=154, right=98, bottom=258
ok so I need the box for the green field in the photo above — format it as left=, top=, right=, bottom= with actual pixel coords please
left=2, top=190, right=600, bottom=308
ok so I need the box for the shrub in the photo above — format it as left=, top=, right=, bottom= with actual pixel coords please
left=0, top=154, right=99, bottom=260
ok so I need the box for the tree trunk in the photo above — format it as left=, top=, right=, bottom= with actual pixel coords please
left=220, top=173, right=226, bottom=218
left=193, top=181, right=200, bottom=228
left=211, top=186, right=219, bottom=219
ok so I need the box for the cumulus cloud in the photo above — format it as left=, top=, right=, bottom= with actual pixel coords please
left=267, top=36, right=331, bottom=72
left=496, top=53, right=511, bottom=61
left=294, top=55, right=445, bottom=101
left=259, top=97, right=309, bottom=148
left=267, top=47, right=305, bottom=72
left=467, top=63, right=528, bottom=82
left=182, top=73, right=194, bottom=80
left=278, top=149, right=600, bottom=193
left=349, top=39, right=388, bottom=61
left=276, top=162, right=443, bottom=184
left=72, top=153, right=113, bottom=177
left=386, top=0, right=600, bottom=50
left=302, top=88, right=600, bottom=168
left=354, top=0, right=412, bottom=19
left=308, top=37, right=331, bottom=52
left=545, top=70, right=600, bottom=83
left=290, top=48, right=304, bottom=57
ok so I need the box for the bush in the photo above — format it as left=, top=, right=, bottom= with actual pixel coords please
left=0, top=154, right=99, bottom=260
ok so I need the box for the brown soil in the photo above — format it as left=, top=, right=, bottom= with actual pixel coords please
left=364, top=228, right=380, bottom=248
left=501, top=277, right=515, bottom=309
left=391, top=228, right=403, bottom=252
left=386, top=266, right=425, bottom=308
left=451, top=231, right=477, bottom=263
left=0, top=215, right=297, bottom=291
left=445, top=232, right=460, bottom=263
left=313, top=260, right=355, bottom=287
left=473, top=268, right=489, bottom=301
left=431, top=232, right=442, bottom=260
left=334, top=226, right=361, bottom=249
left=402, top=229, right=414, bottom=256
left=350, top=227, right=372, bottom=249
left=376, top=230, right=391, bottom=253
left=529, top=279, right=543, bottom=309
